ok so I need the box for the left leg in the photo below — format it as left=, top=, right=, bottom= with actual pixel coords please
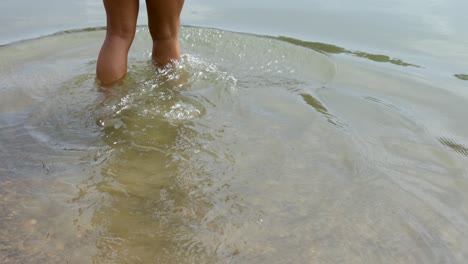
left=145, top=0, right=184, bottom=67
left=96, top=0, right=139, bottom=87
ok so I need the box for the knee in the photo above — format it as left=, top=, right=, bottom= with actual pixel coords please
left=148, top=20, right=180, bottom=42
left=106, top=25, right=136, bottom=42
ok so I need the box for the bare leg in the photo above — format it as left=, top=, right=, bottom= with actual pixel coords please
left=146, top=0, right=184, bottom=67
left=96, top=0, right=139, bottom=87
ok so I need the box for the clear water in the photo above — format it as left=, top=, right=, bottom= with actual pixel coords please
left=1, top=1, right=468, bottom=264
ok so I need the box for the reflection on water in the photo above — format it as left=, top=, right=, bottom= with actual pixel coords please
left=82, top=57, right=237, bottom=263
left=276, top=36, right=420, bottom=67
left=300, top=93, right=342, bottom=127
left=1, top=27, right=468, bottom=263
left=455, top=74, right=468, bottom=81
left=439, top=137, right=468, bottom=157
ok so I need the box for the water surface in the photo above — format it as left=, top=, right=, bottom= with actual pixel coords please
left=1, top=1, right=468, bottom=263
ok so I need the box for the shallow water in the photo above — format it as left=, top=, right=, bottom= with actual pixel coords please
left=1, top=25, right=468, bottom=263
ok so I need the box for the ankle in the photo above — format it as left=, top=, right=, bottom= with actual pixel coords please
left=152, top=38, right=181, bottom=67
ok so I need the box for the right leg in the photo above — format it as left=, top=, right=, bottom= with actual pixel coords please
left=145, top=0, right=184, bottom=67
left=96, top=0, right=139, bottom=86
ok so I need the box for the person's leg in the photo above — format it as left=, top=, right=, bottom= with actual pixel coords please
left=145, top=0, right=184, bottom=67
left=96, top=0, right=139, bottom=86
